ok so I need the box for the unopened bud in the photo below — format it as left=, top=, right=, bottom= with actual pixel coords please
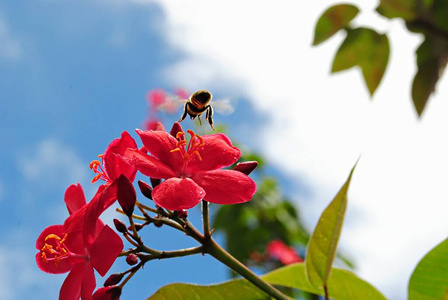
left=104, top=273, right=124, bottom=286
left=117, top=175, right=136, bottom=217
left=93, top=285, right=122, bottom=300
left=126, top=253, right=138, bottom=265
left=130, top=223, right=144, bottom=231
left=170, top=122, right=184, bottom=139
left=153, top=217, right=163, bottom=228
left=138, top=180, right=153, bottom=200
left=233, top=161, right=258, bottom=175
left=113, top=219, right=128, bottom=234
left=177, top=209, right=188, bottom=219
left=150, top=178, right=161, bottom=188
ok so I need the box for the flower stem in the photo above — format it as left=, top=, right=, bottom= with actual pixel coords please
left=204, top=238, right=290, bottom=300
left=201, top=200, right=211, bottom=239
left=140, top=246, right=203, bottom=262
left=198, top=202, right=289, bottom=300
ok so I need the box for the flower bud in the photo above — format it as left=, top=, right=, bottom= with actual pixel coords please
left=126, top=253, right=139, bottom=266
left=177, top=209, right=188, bottom=219
left=138, top=180, right=153, bottom=200
left=170, top=122, right=184, bottom=139
left=129, top=223, right=144, bottom=231
left=150, top=178, right=161, bottom=188
left=104, top=273, right=124, bottom=286
left=233, top=161, right=258, bottom=175
left=93, top=285, right=122, bottom=300
left=113, top=219, right=128, bottom=234
left=117, top=175, right=136, bottom=217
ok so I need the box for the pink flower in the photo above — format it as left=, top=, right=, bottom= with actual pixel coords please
left=36, top=184, right=123, bottom=300
left=267, top=239, right=303, bottom=265
left=146, top=89, right=167, bottom=110
left=90, top=131, right=137, bottom=185
left=122, top=124, right=257, bottom=210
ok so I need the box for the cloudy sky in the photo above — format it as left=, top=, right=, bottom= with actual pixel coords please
left=2, top=1, right=448, bottom=299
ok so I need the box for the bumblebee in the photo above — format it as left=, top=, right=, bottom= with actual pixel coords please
left=178, top=89, right=215, bottom=130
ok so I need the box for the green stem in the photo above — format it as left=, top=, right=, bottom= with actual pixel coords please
left=140, top=246, right=203, bottom=262
left=205, top=238, right=290, bottom=300
left=202, top=200, right=211, bottom=239
left=198, top=202, right=289, bottom=300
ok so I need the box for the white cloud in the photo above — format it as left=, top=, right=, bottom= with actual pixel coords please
left=19, top=138, right=90, bottom=191
left=0, top=12, right=21, bottom=60
left=144, top=0, right=448, bottom=298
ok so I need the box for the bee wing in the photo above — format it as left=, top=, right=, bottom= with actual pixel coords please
left=212, top=98, right=235, bottom=115
left=157, top=94, right=187, bottom=114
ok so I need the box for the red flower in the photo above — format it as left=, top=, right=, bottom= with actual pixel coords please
left=122, top=125, right=257, bottom=210
left=90, top=131, right=137, bottom=185
left=267, top=240, right=303, bottom=265
left=36, top=184, right=123, bottom=300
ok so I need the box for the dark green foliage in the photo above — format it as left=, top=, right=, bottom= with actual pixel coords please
left=315, top=0, right=448, bottom=116
left=332, top=28, right=389, bottom=96
left=212, top=177, right=309, bottom=273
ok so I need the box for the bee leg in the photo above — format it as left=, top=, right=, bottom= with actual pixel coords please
left=197, top=115, right=202, bottom=125
left=178, top=103, right=188, bottom=123
left=205, top=105, right=215, bottom=131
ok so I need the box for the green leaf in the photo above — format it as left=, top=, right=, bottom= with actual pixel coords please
left=332, top=27, right=390, bottom=96
left=265, top=264, right=386, bottom=300
left=147, top=280, right=270, bottom=300
left=305, top=162, right=357, bottom=287
left=313, top=4, right=359, bottom=46
left=147, top=263, right=386, bottom=300
left=412, top=36, right=448, bottom=116
left=412, top=59, right=439, bottom=116
left=375, top=0, right=416, bottom=20
left=408, top=237, right=448, bottom=300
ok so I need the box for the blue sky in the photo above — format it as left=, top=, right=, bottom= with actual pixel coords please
left=3, top=1, right=448, bottom=300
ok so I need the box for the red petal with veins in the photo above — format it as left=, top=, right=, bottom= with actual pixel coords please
left=103, top=131, right=138, bottom=182
left=122, top=148, right=177, bottom=179
left=135, top=129, right=184, bottom=171
left=152, top=177, right=205, bottom=210
left=191, top=170, right=256, bottom=205
left=186, top=134, right=241, bottom=173
left=64, top=183, right=86, bottom=215
left=90, top=225, right=123, bottom=277
left=35, top=225, right=72, bottom=274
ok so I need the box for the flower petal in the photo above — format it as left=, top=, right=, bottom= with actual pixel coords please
left=122, top=148, right=176, bottom=179
left=64, top=183, right=86, bottom=215
left=136, top=129, right=184, bottom=171
left=35, top=225, right=72, bottom=274
left=81, top=264, right=96, bottom=300
left=186, top=133, right=241, bottom=172
left=152, top=178, right=205, bottom=210
left=90, top=225, right=123, bottom=277
left=191, top=170, right=256, bottom=205
left=59, top=264, right=85, bottom=300
left=103, top=131, right=138, bottom=182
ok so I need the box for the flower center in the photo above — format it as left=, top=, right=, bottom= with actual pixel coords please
left=170, top=130, right=205, bottom=168
left=40, top=233, right=70, bottom=266
left=89, top=154, right=109, bottom=183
